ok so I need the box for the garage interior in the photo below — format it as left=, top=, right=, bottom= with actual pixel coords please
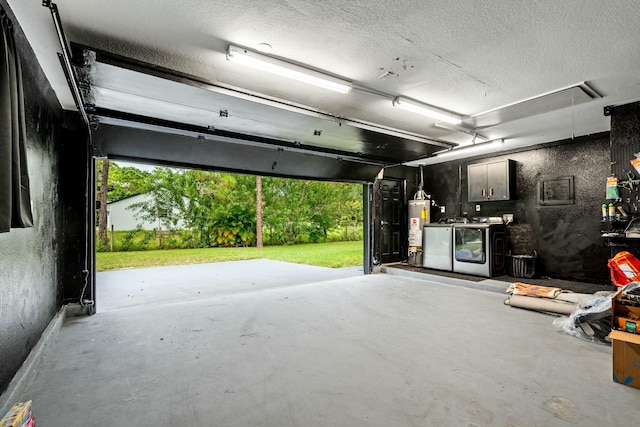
left=2, top=0, right=640, bottom=424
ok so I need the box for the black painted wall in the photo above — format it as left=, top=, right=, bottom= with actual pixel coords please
left=609, top=101, right=640, bottom=179
left=0, top=1, right=62, bottom=395
left=419, top=133, right=611, bottom=283
left=0, top=1, right=88, bottom=397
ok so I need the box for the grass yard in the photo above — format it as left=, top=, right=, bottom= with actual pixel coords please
left=98, top=227, right=363, bottom=252
left=96, top=241, right=363, bottom=271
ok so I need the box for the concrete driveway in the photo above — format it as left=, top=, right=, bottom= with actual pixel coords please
left=96, top=259, right=363, bottom=312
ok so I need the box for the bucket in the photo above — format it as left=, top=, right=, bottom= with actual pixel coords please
left=509, top=251, right=537, bottom=278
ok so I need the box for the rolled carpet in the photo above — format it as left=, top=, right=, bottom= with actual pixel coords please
left=504, top=295, right=575, bottom=315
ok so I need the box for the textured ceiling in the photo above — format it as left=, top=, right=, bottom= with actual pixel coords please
left=7, top=0, right=640, bottom=163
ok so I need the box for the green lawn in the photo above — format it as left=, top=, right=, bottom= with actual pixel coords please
left=96, top=241, right=363, bottom=271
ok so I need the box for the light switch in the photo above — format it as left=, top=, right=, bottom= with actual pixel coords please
left=475, top=204, right=481, bottom=212
left=440, top=206, right=445, bottom=213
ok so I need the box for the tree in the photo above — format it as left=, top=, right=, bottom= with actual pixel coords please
left=129, top=167, right=186, bottom=247
left=96, top=160, right=152, bottom=244
left=307, top=181, right=343, bottom=241
left=260, top=178, right=363, bottom=244
left=131, top=168, right=257, bottom=248
left=97, top=159, right=110, bottom=248
left=183, top=170, right=234, bottom=247
left=103, top=164, right=362, bottom=249
left=256, top=175, right=263, bottom=248
left=190, top=171, right=256, bottom=247
left=262, top=177, right=311, bottom=244
left=106, top=163, right=151, bottom=202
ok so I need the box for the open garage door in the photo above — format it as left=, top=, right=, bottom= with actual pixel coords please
left=73, top=44, right=449, bottom=183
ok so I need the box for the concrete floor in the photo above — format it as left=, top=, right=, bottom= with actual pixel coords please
left=21, top=259, right=640, bottom=426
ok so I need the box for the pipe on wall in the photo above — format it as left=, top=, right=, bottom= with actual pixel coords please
left=363, top=183, right=373, bottom=274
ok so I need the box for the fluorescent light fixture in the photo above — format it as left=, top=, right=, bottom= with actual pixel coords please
left=392, top=96, right=462, bottom=125
left=433, top=138, right=504, bottom=158
left=226, top=45, right=352, bottom=94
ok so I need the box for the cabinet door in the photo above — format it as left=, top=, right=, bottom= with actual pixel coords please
left=486, top=161, right=509, bottom=200
left=468, top=163, right=488, bottom=201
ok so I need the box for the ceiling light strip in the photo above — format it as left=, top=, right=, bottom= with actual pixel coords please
left=226, top=45, right=352, bottom=94
left=392, top=96, right=462, bottom=125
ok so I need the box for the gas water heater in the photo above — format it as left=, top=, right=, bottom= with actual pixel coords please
left=408, top=199, right=429, bottom=266
left=408, top=166, right=430, bottom=266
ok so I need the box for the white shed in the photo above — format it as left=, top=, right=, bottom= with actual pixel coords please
left=107, top=193, right=187, bottom=231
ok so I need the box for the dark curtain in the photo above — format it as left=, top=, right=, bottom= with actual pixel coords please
left=0, top=7, right=33, bottom=232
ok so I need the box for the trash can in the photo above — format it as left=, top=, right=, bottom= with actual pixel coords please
left=509, top=251, right=537, bottom=278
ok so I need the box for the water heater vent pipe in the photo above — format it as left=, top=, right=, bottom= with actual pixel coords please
left=414, top=165, right=430, bottom=200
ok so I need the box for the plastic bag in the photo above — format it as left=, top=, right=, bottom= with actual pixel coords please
left=606, top=176, right=619, bottom=200
left=621, top=281, right=640, bottom=298
left=552, top=291, right=615, bottom=343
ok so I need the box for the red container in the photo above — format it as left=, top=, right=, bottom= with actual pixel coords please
left=608, top=251, right=640, bottom=288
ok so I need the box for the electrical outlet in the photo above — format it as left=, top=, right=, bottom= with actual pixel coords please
left=475, top=204, right=481, bottom=212
left=440, top=206, right=445, bottom=213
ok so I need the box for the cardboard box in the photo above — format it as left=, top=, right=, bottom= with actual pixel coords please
left=611, top=289, right=640, bottom=332
left=609, top=330, right=640, bottom=389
